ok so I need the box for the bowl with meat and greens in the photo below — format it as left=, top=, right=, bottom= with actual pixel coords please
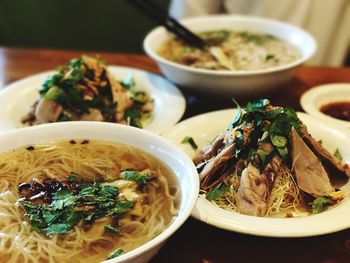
left=163, top=99, right=350, bottom=237
left=0, top=55, right=185, bottom=134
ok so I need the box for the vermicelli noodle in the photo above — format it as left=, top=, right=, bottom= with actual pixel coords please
left=0, top=140, right=178, bottom=263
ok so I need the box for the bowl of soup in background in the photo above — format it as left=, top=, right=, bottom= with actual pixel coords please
left=0, top=122, right=199, bottom=263
left=144, top=15, right=316, bottom=96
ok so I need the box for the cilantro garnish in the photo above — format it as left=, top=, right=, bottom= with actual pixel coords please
left=333, top=148, right=343, bottom=162
left=181, top=136, right=198, bottom=150
left=124, top=108, right=142, bottom=128
left=120, top=169, right=149, bottom=185
left=20, top=177, right=134, bottom=236
left=107, top=248, right=124, bottom=260
left=206, top=183, right=229, bottom=201
left=105, top=225, right=119, bottom=235
left=120, top=75, right=135, bottom=89
left=312, top=196, right=333, bottom=214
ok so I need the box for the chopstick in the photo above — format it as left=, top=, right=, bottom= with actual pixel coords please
left=127, top=0, right=206, bottom=48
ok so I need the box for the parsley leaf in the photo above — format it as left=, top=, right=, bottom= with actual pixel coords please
left=120, top=75, right=135, bottom=89
left=227, top=99, right=242, bottom=130
left=312, top=196, right=333, bottom=214
left=334, top=148, right=343, bottom=162
left=181, top=136, right=198, bottom=150
left=20, top=175, right=135, bottom=236
left=107, top=248, right=124, bottom=259
left=206, top=183, right=229, bottom=201
left=120, top=169, right=149, bottom=185
left=246, top=99, right=270, bottom=113
left=124, top=108, right=142, bottom=128
left=111, top=200, right=134, bottom=215
left=105, top=225, right=119, bottom=235
left=44, top=223, right=72, bottom=235
left=52, top=190, right=79, bottom=209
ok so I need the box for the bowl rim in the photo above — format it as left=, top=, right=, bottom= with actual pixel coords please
left=300, top=83, right=350, bottom=128
left=0, top=122, right=199, bottom=262
left=144, top=14, right=317, bottom=76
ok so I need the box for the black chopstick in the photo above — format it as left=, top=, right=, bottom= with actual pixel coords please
left=127, top=0, right=206, bottom=48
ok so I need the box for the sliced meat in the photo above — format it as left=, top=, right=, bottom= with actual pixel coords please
left=300, top=126, right=350, bottom=178
left=79, top=109, right=104, bottom=121
left=21, top=100, right=38, bottom=124
left=194, top=133, right=225, bottom=165
left=258, top=142, right=274, bottom=154
left=262, top=156, right=282, bottom=191
left=209, top=47, right=235, bottom=70
left=235, top=163, right=269, bottom=216
left=34, top=99, right=63, bottom=123
left=290, top=128, right=334, bottom=196
left=200, top=144, right=235, bottom=190
left=108, top=72, right=133, bottom=121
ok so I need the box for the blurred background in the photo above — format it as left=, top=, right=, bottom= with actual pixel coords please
left=0, top=0, right=348, bottom=65
left=0, top=0, right=169, bottom=53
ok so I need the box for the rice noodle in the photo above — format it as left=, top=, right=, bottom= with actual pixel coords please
left=0, top=140, right=178, bottom=263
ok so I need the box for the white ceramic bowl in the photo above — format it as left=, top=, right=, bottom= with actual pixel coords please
left=144, top=15, right=317, bottom=96
left=300, top=83, right=350, bottom=129
left=163, top=109, right=350, bottom=237
left=0, top=122, right=199, bottom=263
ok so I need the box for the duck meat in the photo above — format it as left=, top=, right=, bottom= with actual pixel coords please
left=235, top=156, right=282, bottom=216
left=194, top=133, right=225, bottom=165
left=200, top=144, right=235, bottom=190
left=290, top=128, right=334, bottom=196
left=299, top=127, right=350, bottom=178
left=34, top=98, right=63, bottom=123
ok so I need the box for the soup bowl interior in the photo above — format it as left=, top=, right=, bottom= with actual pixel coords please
left=0, top=122, right=199, bottom=263
left=144, top=15, right=317, bottom=96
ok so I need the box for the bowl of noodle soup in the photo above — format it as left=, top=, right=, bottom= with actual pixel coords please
left=144, top=15, right=316, bottom=96
left=0, top=122, right=198, bottom=263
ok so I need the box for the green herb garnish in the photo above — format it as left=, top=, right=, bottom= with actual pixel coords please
left=120, top=169, right=149, bottom=185
left=105, top=225, right=120, bottom=235
left=107, top=248, right=124, bottom=260
left=333, top=148, right=343, bottom=162
left=124, top=108, right=142, bottom=128
left=266, top=54, right=275, bottom=61
left=20, top=178, right=134, bottom=236
left=240, top=32, right=274, bottom=44
left=181, top=136, right=198, bottom=150
left=120, top=75, right=135, bottom=89
left=312, top=196, right=333, bottom=214
left=206, top=183, right=229, bottom=201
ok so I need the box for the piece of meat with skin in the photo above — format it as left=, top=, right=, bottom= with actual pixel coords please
left=141, top=100, right=154, bottom=112
left=108, top=72, right=133, bottom=122
left=79, top=109, right=104, bottom=121
left=21, top=100, right=38, bottom=124
left=194, top=133, right=225, bottom=165
left=200, top=144, right=235, bottom=190
left=290, top=128, right=334, bottom=196
left=34, top=98, right=63, bottom=123
left=235, top=163, right=269, bottom=216
left=262, top=156, right=282, bottom=191
left=299, top=126, right=350, bottom=178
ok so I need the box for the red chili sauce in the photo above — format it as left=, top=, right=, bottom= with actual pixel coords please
left=320, top=101, right=350, bottom=121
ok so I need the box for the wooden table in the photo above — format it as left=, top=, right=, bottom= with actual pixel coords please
left=1, top=47, right=350, bottom=263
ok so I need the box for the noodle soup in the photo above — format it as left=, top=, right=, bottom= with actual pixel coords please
left=158, top=30, right=301, bottom=71
left=0, top=140, right=179, bottom=263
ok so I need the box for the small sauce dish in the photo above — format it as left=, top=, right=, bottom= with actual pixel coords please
left=300, top=83, right=350, bottom=128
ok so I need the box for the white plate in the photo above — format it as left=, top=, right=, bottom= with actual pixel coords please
left=300, top=83, right=350, bottom=129
left=163, top=109, right=350, bottom=237
left=0, top=66, right=185, bottom=134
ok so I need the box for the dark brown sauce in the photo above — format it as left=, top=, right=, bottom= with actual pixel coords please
left=320, top=101, right=350, bottom=121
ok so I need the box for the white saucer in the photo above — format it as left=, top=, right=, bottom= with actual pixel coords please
left=300, top=83, right=350, bottom=129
